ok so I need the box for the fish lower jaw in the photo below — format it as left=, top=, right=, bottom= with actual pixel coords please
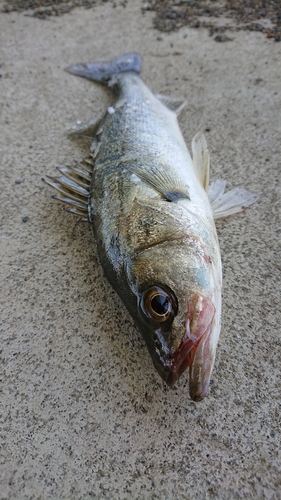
left=158, top=336, right=204, bottom=391
left=154, top=298, right=216, bottom=400
left=156, top=325, right=214, bottom=401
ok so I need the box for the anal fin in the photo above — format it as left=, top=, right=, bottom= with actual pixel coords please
left=155, top=94, right=188, bottom=116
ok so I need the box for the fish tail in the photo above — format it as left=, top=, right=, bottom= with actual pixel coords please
left=65, top=53, right=141, bottom=84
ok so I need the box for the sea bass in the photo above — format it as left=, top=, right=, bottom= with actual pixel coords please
left=45, top=53, right=258, bottom=401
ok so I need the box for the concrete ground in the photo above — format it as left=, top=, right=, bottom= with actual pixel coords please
left=0, top=2, right=280, bottom=498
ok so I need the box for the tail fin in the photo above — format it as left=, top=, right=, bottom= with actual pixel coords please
left=65, top=52, right=141, bottom=83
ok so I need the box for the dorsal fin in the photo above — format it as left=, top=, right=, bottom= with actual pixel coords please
left=155, top=94, right=188, bottom=116
left=67, top=116, right=102, bottom=138
left=191, top=132, right=210, bottom=191
left=43, top=158, right=93, bottom=221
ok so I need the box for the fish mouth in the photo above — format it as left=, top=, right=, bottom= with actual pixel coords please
left=159, top=294, right=216, bottom=401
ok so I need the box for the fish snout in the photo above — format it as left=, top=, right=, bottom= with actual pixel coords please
left=165, top=293, right=216, bottom=400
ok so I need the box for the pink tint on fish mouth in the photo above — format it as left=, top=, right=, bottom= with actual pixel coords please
left=166, top=293, right=215, bottom=399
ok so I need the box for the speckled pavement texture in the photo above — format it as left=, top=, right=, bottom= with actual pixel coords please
left=0, top=2, right=280, bottom=499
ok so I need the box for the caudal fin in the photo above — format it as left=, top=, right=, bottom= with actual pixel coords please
left=65, top=52, right=141, bottom=83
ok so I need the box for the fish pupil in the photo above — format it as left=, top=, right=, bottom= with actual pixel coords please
left=151, top=294, right=170, bottom=315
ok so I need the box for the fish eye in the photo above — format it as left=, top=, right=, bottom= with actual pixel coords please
left=140, top=285, right=178, bottom=323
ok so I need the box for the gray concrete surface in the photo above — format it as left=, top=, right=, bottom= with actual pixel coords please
left=0, top=2, right=280, bottom=498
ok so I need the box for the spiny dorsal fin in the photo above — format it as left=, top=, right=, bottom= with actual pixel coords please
left=208, top=179, right=259, bottom=218
left=191, top=132, right=210, bottom=191
left=155, top=94, right=188, bottom=116
left=43, top=157, right=93, bottom=221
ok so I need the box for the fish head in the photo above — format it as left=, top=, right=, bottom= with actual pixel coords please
left=130, top=238, right=221, bottom=401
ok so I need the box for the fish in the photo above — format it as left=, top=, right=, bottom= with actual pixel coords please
left=44, top=53, right=258, bottom=401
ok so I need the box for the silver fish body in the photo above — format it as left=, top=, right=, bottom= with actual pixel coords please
left=45, top=53, right=258, bottom=401
left=90, top=73, right=221, bottom=401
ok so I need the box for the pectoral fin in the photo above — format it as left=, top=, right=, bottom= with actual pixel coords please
left=208, top=179, right=259, bottom=218
left=192, top=132, right=210, bottom=191
left=120, top=154, right=190, bottom=202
